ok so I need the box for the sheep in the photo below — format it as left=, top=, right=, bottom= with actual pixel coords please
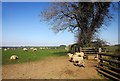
left=72, top=56, right=85, bottom=67
left=4, top=48, right=7, bottom=51
left=72, top=57, right=85, bottom=67
left=30, top=47, right=34, bottom=50
left=7, top=48, right=10, bottom=50
left=23, top=48, right=28, bottom=51
left=71, top=52, right=85, bottom=67
left=10, top=55, right=18, bottom=60
left=67, top=53, right=73, bottom=62
left=33, top=48, right=37, bottom=51
left=40, top=48, right=43, bottom=50
left=74, top=52, right=84, bottom=57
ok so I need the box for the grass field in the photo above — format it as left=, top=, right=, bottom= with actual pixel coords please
left=2, top=47, right=67, bottom=65
left=1, top=45, right=119, bottom=65
left=105, top=45, right=119, bottom=54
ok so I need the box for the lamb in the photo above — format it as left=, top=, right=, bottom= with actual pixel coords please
left=23, top=48, right=28, bottom=51
left=67, top=53, right=73, bottom=62
left=10, top=55, right=18, bottom=60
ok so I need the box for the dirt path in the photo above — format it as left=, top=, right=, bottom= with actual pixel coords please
left=2, top=56, right=103, bottom=79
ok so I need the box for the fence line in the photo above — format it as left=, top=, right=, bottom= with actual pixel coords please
left=97, top=53, right=120, bottom=80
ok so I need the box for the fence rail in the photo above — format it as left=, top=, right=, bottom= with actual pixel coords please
left=81, top=48, right=106, bottom=55
left=81, top=48, right=106, bottom=59
left=97, top=53, right=120, bottom=80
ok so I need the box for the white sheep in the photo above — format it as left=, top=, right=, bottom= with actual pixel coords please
left=72, top=56, right=85, bottom=67
left=4, top=48, right=7, bottom=51
left=67, top=53, right=73, bottom=61
left=30, top=47, right=34, bottom=50
left=23, top=48, right=28, bottom=51
left=72, top=52, right=85, bottom=67
left=10, top=55, right=18, bottom=60
left=7, top=48, right=10, bottom=50
left=74, top=52, right=84, bottom=57
left=40, top=48, right=43, bottom=50
left=33, top=48, right=37, bottom=51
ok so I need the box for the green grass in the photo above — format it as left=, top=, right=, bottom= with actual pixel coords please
left=105, top=46, right=119, bottom=54
left=2, top=48, right=67, bottom=65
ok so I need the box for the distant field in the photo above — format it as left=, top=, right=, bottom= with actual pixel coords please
left=2, top=47, right=67, bottom=65
left=105, top=45, right=119, bottom=54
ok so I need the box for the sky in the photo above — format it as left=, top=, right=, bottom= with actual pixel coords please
left=2, top=2, right=119, bottom=46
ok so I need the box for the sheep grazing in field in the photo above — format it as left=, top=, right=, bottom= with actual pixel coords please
left=67, top=53, right=73, bottom=62
left=7, top=48, right=10, bottom=50
left=30, top=47, right=34, bottom=50
left=10, top=55, right=18, bottom=60
left=33, top=48, right=37, bottom=51
left=23, top=48, right=28, bottom=51
left=4, top=48, right=7, bottom=51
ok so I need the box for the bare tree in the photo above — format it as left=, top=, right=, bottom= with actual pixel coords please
left=40, top=2, right=114, bottom=47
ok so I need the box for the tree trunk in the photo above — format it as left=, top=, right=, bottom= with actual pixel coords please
left=77, top=28, right=94, bottom=47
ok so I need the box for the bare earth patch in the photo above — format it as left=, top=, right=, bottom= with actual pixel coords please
left=2, top=56, right=103, bottom=79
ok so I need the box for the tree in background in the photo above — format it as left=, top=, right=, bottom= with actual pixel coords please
left=40, top=2, right=115, bottom=47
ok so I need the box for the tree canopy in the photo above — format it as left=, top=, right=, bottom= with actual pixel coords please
left=40, top=2, right=115, bottom=47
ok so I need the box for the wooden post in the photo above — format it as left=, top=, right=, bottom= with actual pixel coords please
left=104, top=48, right=107, bottom=53
left=99, top=48, right=102, bottom=53
left=99, top=54, right=103, bottom=67
left=118, top=56, right=120, bottom=68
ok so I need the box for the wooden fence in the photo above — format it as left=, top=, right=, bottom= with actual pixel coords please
left=97, top=53, right=120, bottom=80
left=81, top=48, right=97, bottom=55
left=81, top=48, right=106, bottom=59
left=81, top=48, right=106, bottom=55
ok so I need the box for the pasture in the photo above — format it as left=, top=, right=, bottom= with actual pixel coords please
left=2, top=45, right=119, bottom=65
left=2, top=47, right=66, bottom=65
left=105, top=45, right=119, bottom=54
left=2, top=45, right=119, bottom=79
